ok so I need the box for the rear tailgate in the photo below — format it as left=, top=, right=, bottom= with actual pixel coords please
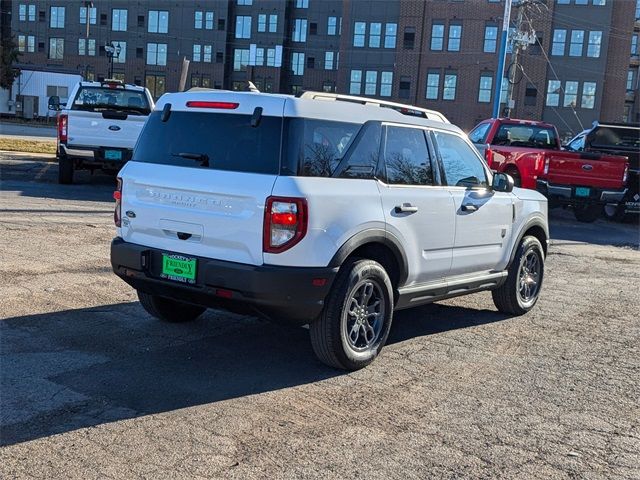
left=544, top=151, right=628, bottom=189
left=117, top=93, right=286, bottom=266
left=68, top=110, right=146, bottom=149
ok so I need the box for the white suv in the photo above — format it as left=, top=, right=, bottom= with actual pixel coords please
left=110, top=90, right=548, bottom=370
left=50, top=80, right=154, bottom=184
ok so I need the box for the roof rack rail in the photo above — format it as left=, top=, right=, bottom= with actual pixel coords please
left=299, top=91, right=450, bottom=123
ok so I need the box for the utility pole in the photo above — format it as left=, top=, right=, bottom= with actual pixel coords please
left=492, top=0, right=513, bottom=119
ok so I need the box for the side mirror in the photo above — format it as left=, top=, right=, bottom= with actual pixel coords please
left=492, top=172, right=514, bottom=193
left=48, top=96, right=61, bottom=111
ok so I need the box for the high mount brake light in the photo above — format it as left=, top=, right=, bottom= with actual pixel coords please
left=185, top=101, right=239, bottom=109
left=263, top=197, right=308, bottom=254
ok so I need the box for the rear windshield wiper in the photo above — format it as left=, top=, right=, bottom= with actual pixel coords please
left=171, top=152, right=209, bottom=167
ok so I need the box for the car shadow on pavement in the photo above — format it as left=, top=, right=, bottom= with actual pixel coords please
left=0, top=301, right=511, bottom=447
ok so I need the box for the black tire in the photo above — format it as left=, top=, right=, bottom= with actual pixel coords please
left=603, top=203, right=627, bottom=223
left=574, top=204, right=602, bottom=223
left=310, top=259, right=394, bottom=370
left=137, top=290, right=206, bottom=323
left=492, top=236, right=544, bottom=316
left=58, top=155, right=74, bottom=184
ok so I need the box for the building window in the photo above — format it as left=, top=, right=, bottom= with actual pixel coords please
left=404, top=27, right=415, bottom=49
left=236, top=16, right=251, bottom=39
left=267, top=48, right=276, bottom=66
left=354, top=22, right=366, bottom=47
left=27, top=35, right=35, bottom=52
left=80, top=6, right=97, bottom=24
left=112, top=9, right=127, bottom=32
left=369, top=23, right=382, bottom=48
left=500, top=77, right=509, bottom=103
left=593, top=0, right=606, bottom=4
left=563, top=81, right=578, bottom=107
left=552, top=29, right=566, bottom=56
left=380, top=72, right=393, bottom=97
left=546, top=80, right=561, bottom=106
left=255, top=47, right=264, bottom=65
left=581, top=82, right=596, bottom=109
left=49, top=38, right=64, bottom=59
left=233, top=48, right=250, bottom=71
left=364, top=71, right=377, bottom=95
left=195, top=11, right=203, bottom=29
left=18, top=35, right=26, bottom=52
left=205, top=12, right=214, bottom=30
left=293, top=19, right=307, bottom=42
left=269, top=15, right=277, bottom=33
left=431, top=23, right=444, bottom=51
left=19, top=4, right=26, bottom=21
left=350, top=70, right=362, bottom=95
left=632, top=34, right=638, bottom=55
left=50, top=6, right=65, bottom=28
left=385, top=23, right=397, bottom=48
left=146, top=75, right=165, bottom=99
left=28, top=5, right=35, bottom=21
left=587, top=31, right=602, bottom=58
left=296, top=0, right=309, bottom=7
left=484, top=26, right=498, bottom=53
left=399, top=76, right=411, bottom=99
left=204, top=45, right=212, bottom=63
left=146, top=43, right=167, bottom=66
left=193, top=44, right=201, bottom=62
left=426, top=72, right=440, bottom=100
left=148, top=11, right=169, bottom=33
left=237, top=0, right=252, bottom=5
left=79, top=38, right=96, bottom=56
left=627, top=70, right=636, bottom=90
left=478, top=75, right=493, bottom=103
left=328, top=16, right=337, bottom=35
left=448, top=24, right=462, bottom=52
left=443, top=73, right=458, bottom=100
left=113, top=42, right=126, bottom=63
left=324, top=51, right=334, bottom=70
left=258, top=14, right=266, bottom=32
left=292, top=52, right=305, bottom=75
left=524, top=83, right=537, bottom=106
left=569, top=30, right=584, bottom=57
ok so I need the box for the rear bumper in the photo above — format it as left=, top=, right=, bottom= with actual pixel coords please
left=59, top=144, right=132, bottom=169
left=536, top=179, right=626, bottom=204
left=110, top=237, right=338, bottom=325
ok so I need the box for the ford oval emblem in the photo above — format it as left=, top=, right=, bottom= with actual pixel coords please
left=582, top=164, right=593, bottom=171
left=108, top=125, right=121, bottom=131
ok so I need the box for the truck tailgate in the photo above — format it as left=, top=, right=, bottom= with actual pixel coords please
left=544, top=152, right=628, bottom=189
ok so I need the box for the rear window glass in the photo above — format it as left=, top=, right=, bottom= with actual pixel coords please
left=283, top=119, right=361, bottom=177
left=132, top=111, right=282, bottom=175
left=71, top=87, right=151, bottom=115
left=493, top=124, right=557, bottom=149
left=589, top=127, right=640, bottom=151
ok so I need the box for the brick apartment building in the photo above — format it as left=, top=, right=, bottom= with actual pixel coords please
left=5, top=0, right=639, bottom=135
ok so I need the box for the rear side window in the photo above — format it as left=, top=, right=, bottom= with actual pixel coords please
left=133, top=111, right=282, bottom=174
left=468, top=123, right=490, bottom=144
left=284, top=119, right=360, bottom=177
left=383, top=126, right=433, bottom=186
left=434, top=131, right=488, bottom=188
left=71, top=87, right=151, bottom=115
left=337, top=122, right=382, bottom=179
left=493, top=124, right=558, bottom=149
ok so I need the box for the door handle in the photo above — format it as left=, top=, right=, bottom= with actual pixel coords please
left=395, top=203, right=419, bottom=214
left=461, top=204, right=478, bottom=212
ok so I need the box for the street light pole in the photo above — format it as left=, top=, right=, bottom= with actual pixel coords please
left=105, top=42, right=121, bottom=79
left=492, top=0, right=513, bottom=118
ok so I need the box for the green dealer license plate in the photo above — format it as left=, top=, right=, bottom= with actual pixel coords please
left=161, top=254, right=197, bottom=284
left=575, top=187, right=591, bottom=197
left=104, top=149, right=122, bottom=160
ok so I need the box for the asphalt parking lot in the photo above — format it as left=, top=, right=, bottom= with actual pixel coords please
left=1, top=151, right=639, bottom=479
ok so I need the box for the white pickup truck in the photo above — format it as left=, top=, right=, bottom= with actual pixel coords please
left=49, top=80, right=154, bottom=184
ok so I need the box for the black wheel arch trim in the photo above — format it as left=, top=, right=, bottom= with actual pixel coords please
left=508, top=219, right=548, bottom=268
left=328, top=228, right=409, bottom=286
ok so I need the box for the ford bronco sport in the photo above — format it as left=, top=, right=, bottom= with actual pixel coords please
left=110, top=91, right=548, bottom=370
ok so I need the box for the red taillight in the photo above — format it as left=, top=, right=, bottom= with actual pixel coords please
left=57, top=114, right=68, bottom=142
left=263, top=196, right=308, bottom=254
left=484, top=146, right=494, bottom=167
left=114, top=177, right=122, bottom=227
left=186, top=101, right=239, bottom=109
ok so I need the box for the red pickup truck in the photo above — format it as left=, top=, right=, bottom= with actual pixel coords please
left=469, top=118, right=629, bottom=222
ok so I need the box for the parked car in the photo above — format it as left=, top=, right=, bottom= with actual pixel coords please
left=469, top=118, right=628, bottom=222
left=564, top=122, right=639, bottom=222
left=110, top=91, right=549, bottom=370
left=49, top=80, right=154, bottom=184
